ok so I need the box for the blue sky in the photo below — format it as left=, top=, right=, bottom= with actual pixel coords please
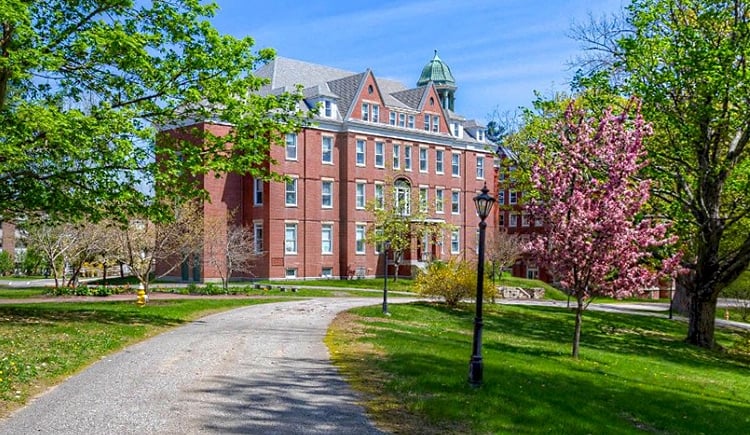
left=210, top=0, right=626, bottom=123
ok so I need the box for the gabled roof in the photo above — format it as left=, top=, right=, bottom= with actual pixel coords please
left=256, top=57, right=354, bottom=95
left=391, top=86, right=428, bottom=110
left=327, top=72, right=367, bottom=119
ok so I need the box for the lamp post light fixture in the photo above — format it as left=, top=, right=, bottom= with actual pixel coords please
left=469, top=183, right=496, bottom=387
left=383, top=240, right=391, bottom=315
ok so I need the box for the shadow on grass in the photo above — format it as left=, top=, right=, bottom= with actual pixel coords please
left=0, top=303, right=187, bottom=327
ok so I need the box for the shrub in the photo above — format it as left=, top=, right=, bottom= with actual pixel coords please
left=0, top=251, right=13, bottom=276
left=415, top=259, right=496, bottom=307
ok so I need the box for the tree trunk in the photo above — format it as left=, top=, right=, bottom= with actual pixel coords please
left=671, top=280, right=690, bottom=316
left=103, top=262, right=108, bottom=287
left=572, top=297, right=584, bottom=358
left=686, top=291, right=718, bottom=349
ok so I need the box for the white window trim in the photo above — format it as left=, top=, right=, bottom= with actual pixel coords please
left=476, top=156, right=485, bottom=179
left=374, top=141, right=385, bottom=168
left=285, top=133, right=298, bottom=161
left=355, top=223, right=367, bottom=255
left=321, top=178, right=334, bottom=209
left=285, top=177, right=298, bottom=207
left=419, top=147, right=428, bottom=173
left=451, top=190, right=460, bottom=215
left=284, top=222, right=298, bottom=255
left=322, top=135, right=334, bottom=165
left=355, top=180, right=367, bottom=209
left=355, top=139, right=366, bottom=167
left=451, top=152, right=461, bottom=177
left=321, top=223, right=333, bottom=255
left=435, top=187, right=445, bottom=214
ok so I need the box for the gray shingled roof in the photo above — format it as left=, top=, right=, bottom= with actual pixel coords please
left=327, top=72, right=367, bottom=119
left=391, top=86, right=428, bottom=110
left=255, top=57, right=355, bottom=96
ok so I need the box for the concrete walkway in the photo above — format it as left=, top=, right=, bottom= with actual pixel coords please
left=0, top=298, right=391, bottom=435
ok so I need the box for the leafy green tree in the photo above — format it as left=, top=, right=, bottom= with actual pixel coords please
left=0, top=0, right=306, bottom=223
left=0, top=251, right=13, bottom=276
left=574, top=0, right=750, bottom=348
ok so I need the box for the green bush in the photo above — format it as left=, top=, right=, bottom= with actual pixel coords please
left=0, top=251, right=13, bottom=276
left=414, top=259, right=496, bottom=307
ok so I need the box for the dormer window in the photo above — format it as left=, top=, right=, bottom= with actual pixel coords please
left=324, top=100, right=332, bottom=117
left=477, top=129, right=484, bottom=141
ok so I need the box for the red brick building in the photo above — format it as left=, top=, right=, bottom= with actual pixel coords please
left=164, top=53, right=495, bottom=281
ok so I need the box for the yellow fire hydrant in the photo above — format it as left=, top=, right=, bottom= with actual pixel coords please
left=136, top=286, right=147, bottom=307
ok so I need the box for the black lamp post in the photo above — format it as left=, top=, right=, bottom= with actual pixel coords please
left=469, top=183, right=496, bottom=387
left=383, top=241, right=391, bottom=315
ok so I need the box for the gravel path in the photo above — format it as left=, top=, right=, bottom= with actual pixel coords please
left=0, top=298, right=388, bottom=435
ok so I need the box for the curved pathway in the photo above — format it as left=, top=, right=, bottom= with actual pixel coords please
left=0, top=298, right=389, bottom=435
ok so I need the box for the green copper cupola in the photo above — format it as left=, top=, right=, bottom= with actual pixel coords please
left=417, top=50, right=457, bottom=111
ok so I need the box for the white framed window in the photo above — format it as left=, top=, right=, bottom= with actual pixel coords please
left=322, top=267, right=333, bottom=278
left=361, top=103, right=370, bottom=121
left=476, top=156, right=485, bottom=179
left=253, top=179, right=263, bottom=205
left=356, top=139, right=366, bottom=166
left=408, top=115, right=415, bottom=129
left=321, top=180, right=333, bottom=208
left=404, top=145, right=412, bottom=170
left=526, top=265, right=539, bottom=280
left=419, top=147, right=428, bottom=172
left=477, top=129, right=485, bottom=141
left=392, top=144, right=401, bottom=169
left=321, top=224, right=333, bottom=254
left=394, top=179, right=411, bottom=215
left=285, top=223, right=298, bottom=254
left=323, top=100, right=332, bottom=117
left=498, top=191, right=505, bottom=205
left=424, top=114, right=430, bottom=131
left=398, top=113, right=406, bottom=127
left=285, top=178, right=297, bottom=207
left=322, top=136, right=333, bottom=164
left=451, top=190, right=460, bottom=214
left=522, top=213, right=530, bottom=227
left=432, top=115, right=439, bottom=132
left=535, top=217, right=543, bottom=227
left=374, top=228, right=384, bottom=254
left=435, top=188, right=444, bottom=213
left=510, top=190, right=518, bottom=204
left=355, top=182, right=366, bottom=209
left=453, top=122, right=460, bottom=137
left=499, top=213, right=505, bottom=226
left=372, top=104, right=380, bottom=123
left=286, top=268, right=297, bottom=278
left=389, top=112, right=396, bottom=126
left=355, top=224, right=366, bottom=254
left=451, top=230, right=460, bottom=253
left=253, top=222, right=263, bottom=254
left=285, top=133, right=297, bottom=160
left=451, top=153, right=460, bottom=176
left=374, top=183, right=385, bottom=209
left=510, top=213, right=519, bottom=227
left=375, top=141, right=385, bottom=168
left=435, top=149, right=444, bottom=174
left=419, top=187, right=429, bottom=212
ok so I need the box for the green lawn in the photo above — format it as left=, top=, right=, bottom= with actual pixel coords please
left=0, top=289, right=46, bottom=299
left=327, top=302, right=750, bottom=434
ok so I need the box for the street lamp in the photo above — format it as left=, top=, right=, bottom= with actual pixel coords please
left=383, top=240, right=391, bottom=315
left=469, top=183, right=496, bottom=387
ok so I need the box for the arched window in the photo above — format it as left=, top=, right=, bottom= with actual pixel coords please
left=394, top=179, right=411, bottom=216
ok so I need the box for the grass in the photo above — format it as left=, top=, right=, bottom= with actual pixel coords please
left=327, top=302, right=750, bottom=434
left=0, top=289, right=46, bottom=299
left=0, top=298, right=285, bottom=417
left=495, top=275, right=567, bottom=300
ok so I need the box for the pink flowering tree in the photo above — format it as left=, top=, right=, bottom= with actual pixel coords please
left=525, top=99, right=679, bottom=358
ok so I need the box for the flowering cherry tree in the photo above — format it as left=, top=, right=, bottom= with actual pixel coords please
left=525, top=100, right=679, bottom=358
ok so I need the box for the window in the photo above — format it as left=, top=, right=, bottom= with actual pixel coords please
left=253, top=222, right=263, bottom=254
left=372, top=104, right=380, bottom=123
left=408, top=115, right=415, bottom=129
left=424, top=114, right=430, bottom=131
left=285, top=268, right=297, bottom=278
left=435, top=188, right=444, bottom=213
left=451, top=230, right=460, bottom=253
left=321, top=224, right=333, bottom=254
left=323, top=100, right=332, bottom=117
left=285, top=178, right=297, bottom=206
left=375, top=228, right=384, bottom=254
left=361, top=103, right=369, bottom=121
left=285, top=223, right=297, bottom=254
left=510, top=190, right=518, bottom=204
left=476, top=156, right=485, bottom=179
left=285, top=133, right=297, bottom=160
left=374, top=183, right=384, bottom=209
left=477, top=130, right=485, bottom=141
left=435, top=149, right=444, bottom=173
left=498, top=191, right=505, bottom=205
left=321, top=180, right=333, bottom=208
left=510, top=213, right=518, bottom=227
left=375, top=141, right=385, bottom=168
left=419, top=187, right=429, bottom=212
left=389, top=112, right=396, bottom=125
left=322, top=136, right=333, bottom=164
left=451, top=153, right=460, bottom=176
left=404, top=145, right=412, bottom=170
left=522, top=213, right=530, bottom=227
left=535, top=217, right=543, bottom=227
left=398, top=113, right=406, bottom=128
left=419, top=147, right=428, bottom=172
left=253, top=179, right=263, bottom=205
left=432, top=115, right=439, bottom=132
left=356, top=139, right=366, bottom=166
left=453, top=122, right=460, bottom=136
left=498, top=213, right=505, bottom=226
left=526, top=265, right=539, bottom=280
left=394, top=179, right=411, bottom=215
left=392, top=144, right=401, bottom=169
left=322, top=267, right=333, bottom=278
left=451, top=190, right=460, bottom=214
left=355, top=224, right=366, bottom=254
left=355, top=182, right=366, bottom=209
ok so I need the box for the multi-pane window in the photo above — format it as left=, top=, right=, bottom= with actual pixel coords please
left=323, top=100, right=332, bottom=117
left=253, top=222, right=263, bottom=254
left=510, top=213, right=519, bottom=227
left=286, top=268, right=297, bottom=278
left=522, top=213, right=530, bottom=227
left=435, top=149, right=444, bottom=173
left=419, top=148, right=428, bottom=172
left=498, top=191, right=505, bottom=205
left=393, top=144, right=401, bottom=169
left=356, top=140, right=366, bottom=166
left=355, top=224, right=366, bottom=254
left=322, top=267, right=333, bottom=278
left=408, top=115, right=415, bottom=129
left=322, top=136, right=333, bottom=164
left=499, top=213, right=505, bottom=226
left=432, top=115, right=439, bottom=132
left=389, top=112, right=396, bottom=125
left=253, top=179, right=263, bottom=205
left=374, top=183, right=384, bottom=209
left=535, top=217, right=544, bottom=227
left=355, top=182, right=366, bottom=209
left=435, top=188, right=444, bottom=213
left=285, top=133, right=297, bottom=160
left=451, top=190, right=460, bottom=214
left=321, top=180, right=333, bottom=208
left=398, top=113, right=406, bottom=128
left=285, top=223, right=297, bottom=254
left=361, top=103, right=370, bottom=121
left=394, top=180, right=411, bottom=215
left=321, top=224, right=333, bottom=254
left=285, top=178, right=297, bottom=206
left=405, top=145, right=412, bottom=170
left=372, top=105, right=380, bottom=123
left=510, top=190, right=518, bottom=204
left=419, top=187, right=429, bottom=212
left=451, top=153, right=460, bottom=176
left=453, top=122, right=460, bottom=136
left=451, top=230, right=460, bottom=253
left=476, top=156, right=485, bottom=178
left=424, top=114, right=430, bottom=131
left=375, top=141, right=385, bottom=168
